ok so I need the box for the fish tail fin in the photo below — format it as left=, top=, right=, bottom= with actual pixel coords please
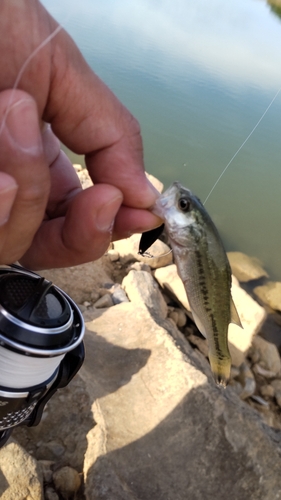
left=209, top=354, right=231, bottom=388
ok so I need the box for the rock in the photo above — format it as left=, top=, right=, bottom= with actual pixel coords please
left=252, top=336, right=281, bottom=375
left=0, top=441, right=43, bottom=499
left=254, top=281, right=281, bottom=311
left=38, top=441, right=65, bottom=460
left=106, top=249, right=120, bottom=262
left=93, top=293, right=114, bottom=309
left=122, top=270, right=167, bottom=320
left=45, top=486, right=59, bottom=500
left=252, top=364, right=277, bottom=379
left=154, top=264, right=191, bottom=311
left=260, top=384, right=275, bottom=398
left=53, top=466, right=81, bottom=499
left=271, top=380, right=281, bottom=407
left=14, top=376, right=93, bottom=471
left=187, top=333, right=209, bottom=358
left=113, top=233, right=173, bottom=269
left=111, top=287, right=129, bottom=305
left=236, top=363, right=256, bottom=400
left=38, top=460, right=54, bottom=483
left=39, top=259, right=113, bottom=304
left=79, top=302, right=281, bottom=500
left=228, top=276, right=266, bottom=367
left=227, top=251, right=268, bottom=282
left=154, top=265, right=266, bottom=367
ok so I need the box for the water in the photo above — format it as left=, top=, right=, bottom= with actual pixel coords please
left=42, top=0, right=281, bottom=280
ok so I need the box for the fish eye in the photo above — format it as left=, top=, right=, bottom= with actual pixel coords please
left=178, top=197, right=190, bottom=212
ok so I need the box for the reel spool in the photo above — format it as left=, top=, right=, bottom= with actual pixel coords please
left=0, top=264, right=85, bottom=447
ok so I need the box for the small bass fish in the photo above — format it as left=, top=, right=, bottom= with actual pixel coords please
left=139, top=182, right=242, bottom=387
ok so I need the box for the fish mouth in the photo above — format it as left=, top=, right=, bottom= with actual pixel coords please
left=151, top=183, right=179, bottom=219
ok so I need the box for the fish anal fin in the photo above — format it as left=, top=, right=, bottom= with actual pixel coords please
left=230, top=297, right=243, bottom=329
left=191, top=310, right=207, bottom=339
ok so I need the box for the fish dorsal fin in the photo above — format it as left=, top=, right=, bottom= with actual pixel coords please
left=191, top=310, right=207, bottom=339
left=230, top=297, right=243, bottom=329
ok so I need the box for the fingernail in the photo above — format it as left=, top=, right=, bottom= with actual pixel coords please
left=96, top=195, right=123, bottom=232
left=0, top=177, right=18, bottom=226
left=5, top=99, right=42, bottom=154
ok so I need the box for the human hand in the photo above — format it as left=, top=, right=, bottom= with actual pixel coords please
left=0, top=0, right=161, bottom=269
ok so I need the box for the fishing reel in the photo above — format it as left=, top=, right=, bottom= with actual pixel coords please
left=0, top=264, right=85, bottom=448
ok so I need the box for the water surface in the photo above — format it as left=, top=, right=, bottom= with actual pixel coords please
left=42, top=0, right=281, bottom=280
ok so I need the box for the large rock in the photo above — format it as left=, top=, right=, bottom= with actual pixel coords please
left=80, top=301, right=281, bottom=500
left=0, top=441, right=43, bottom=499
left=39, top=259, right=113, bottom=304
left=154, top=265, right=266, bottom=366
left=227, top=251, right=268, bottom=282
left=254, top=281, right=281, bottom=312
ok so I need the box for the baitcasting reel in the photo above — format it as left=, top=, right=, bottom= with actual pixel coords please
left=0, top=264, right=85, bottom=447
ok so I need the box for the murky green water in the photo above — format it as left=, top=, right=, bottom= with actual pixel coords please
left=42, top=0, right=281, bottom=280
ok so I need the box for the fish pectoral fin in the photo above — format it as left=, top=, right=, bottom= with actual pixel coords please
left=230, top=297, right=243, bottom=329
left=191, top=310, right=207, bottom=339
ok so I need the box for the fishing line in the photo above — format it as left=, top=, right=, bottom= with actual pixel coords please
left=203, top=86, right=281, bottom=206
left=0, top=3, right=76, bottom=139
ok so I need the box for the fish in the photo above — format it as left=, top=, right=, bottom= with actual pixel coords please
left=139, top=181, right=242, bottom=387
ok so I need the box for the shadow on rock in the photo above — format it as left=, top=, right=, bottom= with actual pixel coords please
left=82, top=328, right=152, bottom=400
left=86, top=385, right=281, bottom=500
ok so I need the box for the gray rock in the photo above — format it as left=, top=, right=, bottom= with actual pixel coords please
left=80, top=302, right=281, bottom=500
left=122, top=270, right=167, bottom=320
left=38, top=460, right=54, bottom=483
left=254, top=281, right=281, bottom=311
left=45, top=486, right=59, bottom=500
left=0, top=441, right=43, bottom=499
left=53, top=466, right=81, bottom=499
left=236, top=363, right=256, bottom=400
left=252, top=336, right=281, bottom=375
left=111, top=286, right=129, bottom=305
left=227, top=251, right=268, bottom=282
left=93, top=293, right=114, bottom=309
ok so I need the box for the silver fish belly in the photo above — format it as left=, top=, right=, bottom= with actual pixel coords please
left=151, top=181, right=242, bottom=387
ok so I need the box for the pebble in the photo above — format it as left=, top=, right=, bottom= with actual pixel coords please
left=107, top=249, right=120, bottom=262
left=252, top=336, right=281, bottom=375
left=53, top=466, right=81, bottom=499
left=177, top=308, right=187, bottom=328
left=111, top=287, right=129, bottom=305
left=38, top=460, right=54, bottom=483
left=83, top=301, right=91, bottom=308
left=235, top=363, right=256, bottom=400
left=45, top=486, right=59, bottom=500
left=260, top=384, right=275, bottom=398
left=187, top=333, right=209, bottom=358
left=250, top=395, right=269, bottom=407
left=252, top=364, right=277, bottom=379
left=94, top=293, right=114, bottom=309
left=270, top=380, right=281, bottom=407
left=90, top=290, right=100, bottom=302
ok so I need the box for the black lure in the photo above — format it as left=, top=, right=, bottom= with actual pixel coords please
left=138, top=223, right=165, bottom=255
